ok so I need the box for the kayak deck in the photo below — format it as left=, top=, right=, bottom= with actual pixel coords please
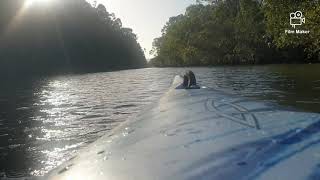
left=46, top=76, right=320, bottom=180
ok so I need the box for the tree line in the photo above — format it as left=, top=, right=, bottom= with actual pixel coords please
left=0, top=0, right=146, bottom=79
left=149, top=0, right=320, bottom=67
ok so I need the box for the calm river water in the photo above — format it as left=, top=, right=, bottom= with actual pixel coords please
left=0, top=65, right=320, bottom=178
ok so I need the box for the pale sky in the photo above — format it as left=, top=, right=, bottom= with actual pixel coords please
left=86, top=0, right=195, bottom=59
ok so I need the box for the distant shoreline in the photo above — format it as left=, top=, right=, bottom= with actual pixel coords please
left=147, top=62, right=320, bottom=68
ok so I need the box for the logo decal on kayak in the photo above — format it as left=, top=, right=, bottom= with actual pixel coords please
left=205, top=98, right=261, bottom=129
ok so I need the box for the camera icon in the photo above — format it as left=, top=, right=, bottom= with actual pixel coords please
left=290, top=11, right=305, bottom=28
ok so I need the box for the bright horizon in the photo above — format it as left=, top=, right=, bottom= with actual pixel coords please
left=86, top=0, right=195, bottom=59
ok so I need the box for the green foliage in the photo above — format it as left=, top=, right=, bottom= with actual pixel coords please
left=150, top=0, right=320, bottom=67
left=0, top=0, right=146, bottom=78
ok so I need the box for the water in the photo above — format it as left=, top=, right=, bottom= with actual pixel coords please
left=0, top=65, right=319, bottom=178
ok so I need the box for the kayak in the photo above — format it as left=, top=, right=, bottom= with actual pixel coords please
left=46, top=73, right=320, bottom=180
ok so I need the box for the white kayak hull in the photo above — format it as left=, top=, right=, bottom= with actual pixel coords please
left=46, top=76, right=320, bottom=180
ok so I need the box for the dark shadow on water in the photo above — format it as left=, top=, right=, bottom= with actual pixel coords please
left=0, top=78, right=46, bottom=178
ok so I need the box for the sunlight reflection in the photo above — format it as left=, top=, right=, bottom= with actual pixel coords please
left=32, top=79, right=83, bottom=176
left=37, top=129, right=64, bottom=140
left=26, top=69, right=173, bottom=176
left=31, top=143, right=83, bottom=176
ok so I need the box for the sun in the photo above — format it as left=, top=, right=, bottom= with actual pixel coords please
left=24, top=0, right=52, bottom=7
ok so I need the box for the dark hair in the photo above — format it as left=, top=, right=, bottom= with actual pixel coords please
left=182, top=75, right=188, bottom=87
left=187, top=70, right=196, bottom=87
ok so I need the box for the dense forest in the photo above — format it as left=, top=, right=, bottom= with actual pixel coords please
left=149, top=0, right=320, bottom=66
left=0, top=0, right=146, bottom=78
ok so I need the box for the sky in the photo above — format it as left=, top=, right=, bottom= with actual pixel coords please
left=86, top=0, right=195, bottom=59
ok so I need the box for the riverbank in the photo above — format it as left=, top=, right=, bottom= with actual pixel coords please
left=147, top=61, right=320, bottom=68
